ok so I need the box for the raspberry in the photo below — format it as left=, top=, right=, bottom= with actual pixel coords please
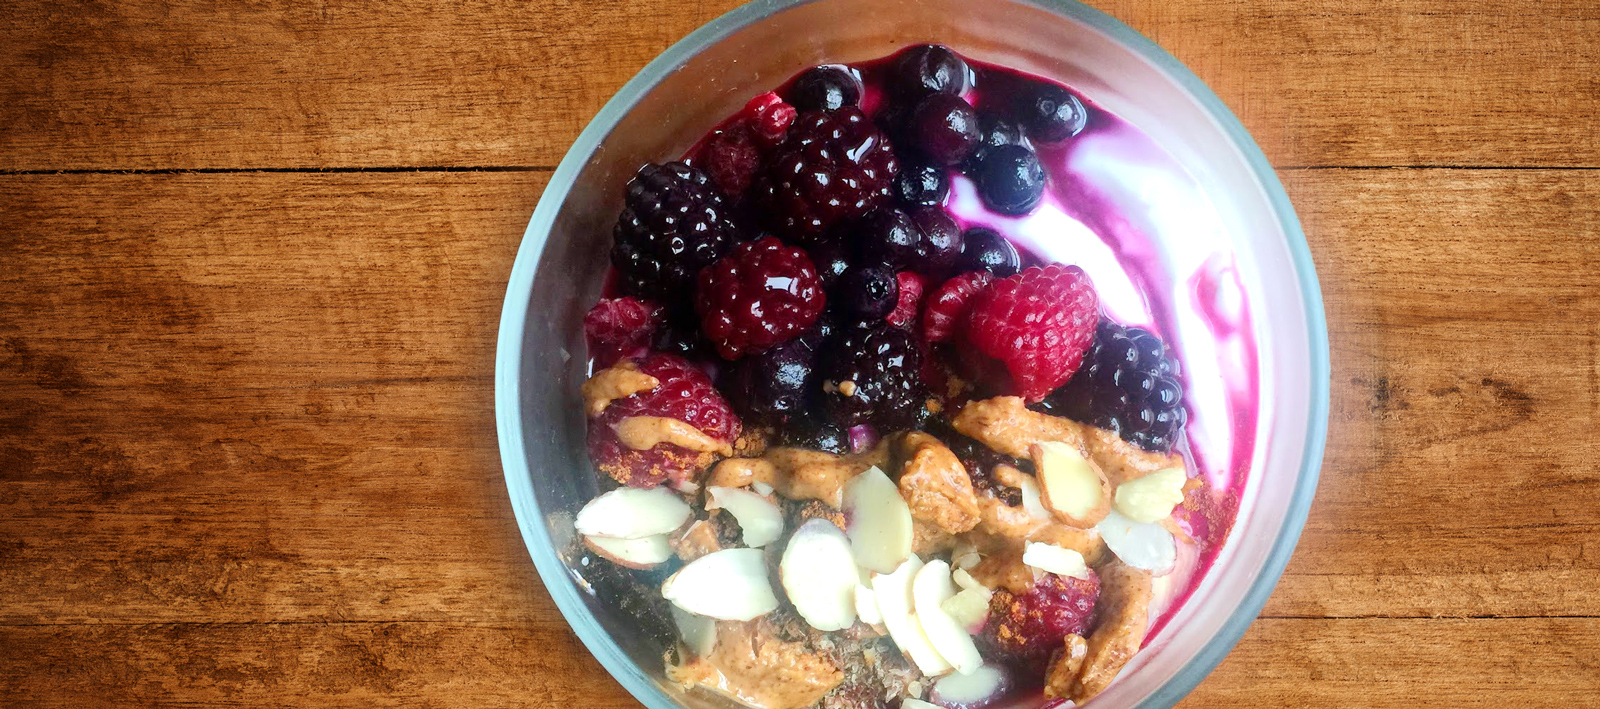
left=583, top=297, right=662, bottom=367
left=963, top=264, right=1099, bottom=402
left=817, top=322, right=923, bottom=429
left=1043, top=320, right=1188, bottom=453
left=611, top=162, right=742, bottom=302
left=743, top=92, right=799, bottom=147
left=587, top=353, right=741, bottom=488
left=756, top=108, right=899, bottom=244
left=696, top=127, right=762, bottom=199
left=885, top=271, right=925, bottom=329
left=921, top=271, right=992, bottom=342
left=696, top=236, right=826, bottom=360
left=982, top=570, right=1101, bottom=664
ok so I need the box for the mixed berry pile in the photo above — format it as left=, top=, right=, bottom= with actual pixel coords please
left=574, top=45, right=1196, bottom=709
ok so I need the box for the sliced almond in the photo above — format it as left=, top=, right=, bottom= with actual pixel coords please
left=707, top=486, right=784, bottom=547
left=913, top=559, right=984, bottom=675
left=871, top=555, right=952, bottom=676
left=1021, top=541, right=1092, bottom=580
left=1112, top=466, right=1188, bottom=523
left=661, top=548, right=779, bottom=621
left=574, top=487, right=692, bottom=540
left=780, top=519, right=860, bottom=631
left=583, top=533, right=672, bottom=569
left=843, top=466, right=916, bottom=574
left=1033, top=441, right=1111, bottom=528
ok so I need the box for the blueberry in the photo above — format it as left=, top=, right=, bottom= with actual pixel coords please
left=893, top=162, right=950, bottom=208
left=909, top=93, right=980, bottom=166
left=787, top=65, right=861, bottom=113
left=856, top=208, right=923, bottom=268
left=960, top=227, right=1021, bottom=277
left=1017, top=83, right=1088, bottom=143
left=808, top=240, right=852, bottom=290
left=888, top=44, right=970, bottom=100
left=975, top=144, right=1047, bottom=215
left=835, top=264, right=899, bottom=320
left=908, top=207, right=962, bottom=276
left=976, top=110, right=1027, bottom=151
left=724, top=340, right=817, bottom=425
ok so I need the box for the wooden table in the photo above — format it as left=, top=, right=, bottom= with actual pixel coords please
left=3, top=0, right=1596, bottom=706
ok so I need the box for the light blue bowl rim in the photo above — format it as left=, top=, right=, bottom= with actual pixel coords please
left=494, top=0, right=1331, bottom=706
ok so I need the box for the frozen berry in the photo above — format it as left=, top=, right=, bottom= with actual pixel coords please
left=756, top=108, right=899, bottom=244
left=908, top=207, right=962, bottom=276
left=611, top=162, right=742, bottom=301
left=835, top=264, right=899, bottom=321
left=743, top=92, right=798, bottom=147
left=921, top=271, right=992, bottom=342
left=587, top=353, right=741, bottom=488
left=780, top=420, right=849, bottom=454
left=909, top=93, right=981, bottom=166
left=786, top=65, right=861, bottom=113
left=982, top=570, right=1101, bottom=663
left=696, top=236, right=826, bottom=360
left=975, top=144, right=1047, bottom=215
left=893, top=161, right=950, bottom=208
left=885, top=271, right=926, bottom=330
left=724, top=339, right=818, bottom=426
left=960, top=227, right=1022, bottom=277
left=818, top=322, right=923, bottom=428
left=1044, top=320, right=1187, bottom=453
left=976, top=110, right=1027, bottom=151
left=963, top=264, right=1100, bottom=401
left=856, top=207, right=924, bottom=268
left=652, top=315, right=714, bottom=360
left=1017, top=82, right=1088, bottom=143
left=808, top=240, right=852, bottom=290
left=696, top=127, right=762, bottom=199
left=583, top=297, right=663, bottom=367
left=888, top=44, right=970, bottom=100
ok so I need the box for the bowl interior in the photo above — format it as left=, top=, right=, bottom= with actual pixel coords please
left=495, top=0, right=1328, bottom=707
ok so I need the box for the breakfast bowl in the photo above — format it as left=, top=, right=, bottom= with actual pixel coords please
left=494, top=0, right=1329, bottom=706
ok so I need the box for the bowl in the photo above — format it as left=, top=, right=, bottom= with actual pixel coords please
left=494, top=0, right=1330, bottom=706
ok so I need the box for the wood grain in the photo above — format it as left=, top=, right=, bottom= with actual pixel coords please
left=3, top=0, right=1598, bottom=171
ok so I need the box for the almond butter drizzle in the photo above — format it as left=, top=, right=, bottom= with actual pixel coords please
left=614, top=416, right=734, bottom=456
left=580, top=362, right=659, bottom=416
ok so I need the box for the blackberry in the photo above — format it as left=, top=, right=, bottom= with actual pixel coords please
left=818, top=322, right=923, bottom=429
left=756, top=108, right=899, bottom=244
left=611, top=162, right=742, bottom=301
left=724, top=339, right=818, bottom=426
left=944, top=431, right=1028, bottom=506
left=780, top=420, right=850, bottom=455
left=1044, top=320, right=1187, bottom=453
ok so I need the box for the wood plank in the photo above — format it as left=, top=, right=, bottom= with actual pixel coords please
left=2, top=169, right=1596, bottom=633
left=1181, top=618, right=1600, bottom=707
left=2, top=1, right=1597, bottom=171
left=0, top=618, right=1594, bottom=707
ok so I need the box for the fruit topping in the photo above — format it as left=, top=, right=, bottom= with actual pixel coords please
left=787, top=65, right=863, bottom=113
left=843, top=466, right=916, bottom=574
left=1032, top=441, right=1112, bottom=528
left=885, top=271, right=927, bottom=330
left=781, top=518, right=862, bottom=631
left=757, top=107, right=899, bottom=244
left=696, top=236, right=826, bottom=360
left=575, top=486, right=693, bottom=540
left=587, top=353, right=742, bottom=488
left=835, top=263, right=900, bottom=320
left=744, top=92, right=800, bottom=146
left=612, top=161, right=741, bottom=302
left=922, top=271, right=993, bottom=343
left=723, top=339, right=819, bottom=426
left=706, top=485, right=785, bottom=547
left=888, top=44, right=971, bottom=100
left=1112, top=466, right=1188, bottom=523
left=818, top=321, right=923, bottom=428
left=1044, top=320, right=1188, bottom=453
left=909, top=207, right=963, bottom=276
left=893, top=161, right=950, bottom=208
left=1016, top=82, right=1088, bottom=143
left=583, top=297, right=663, bottom=368
left=980, top=569, right=1100, bottom=664
left=808, top=239, right=853, bottom=290
left=857, top=207, right=926, bottom=268
left=697, top=127, right=763, bottom=198
left=958, top=227, right=1022, bottom=278
left=661, top=547, right=780, bottom=621
left=972, top=144, right=1047, bottom=215
left=909, top=93, right=981, bottom=166
left=963, top=264, right=1099, bottom=402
